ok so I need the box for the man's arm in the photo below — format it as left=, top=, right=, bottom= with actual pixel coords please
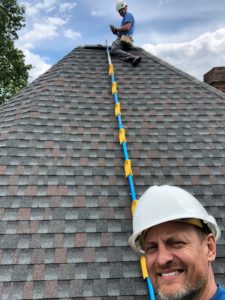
left=115, top=22, right=131, bottom=33
left=110, top=22, right=131, bottom=34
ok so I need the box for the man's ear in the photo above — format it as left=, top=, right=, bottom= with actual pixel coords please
left=206, top=234, right=216, bottom=262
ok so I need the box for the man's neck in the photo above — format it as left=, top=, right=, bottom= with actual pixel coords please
left=196, top=272, right=217, bottom=300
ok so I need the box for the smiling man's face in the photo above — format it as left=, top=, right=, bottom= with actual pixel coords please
left=118, top=7, right=127, bottom=17
left=144, top=221, right=216, bottom=300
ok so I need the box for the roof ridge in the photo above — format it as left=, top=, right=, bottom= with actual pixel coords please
left=136, top=47, right=225, bottom=100
left=83, top=44, right=107, bottom=49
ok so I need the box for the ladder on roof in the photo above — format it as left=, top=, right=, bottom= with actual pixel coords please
left=106, top=41, right=155, bottom=300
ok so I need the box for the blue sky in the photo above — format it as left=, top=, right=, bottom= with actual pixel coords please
left=17, top=0, right=225, bottom=81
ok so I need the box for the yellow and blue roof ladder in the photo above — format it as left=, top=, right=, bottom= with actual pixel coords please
left=106, top=42, right=155, bottom=300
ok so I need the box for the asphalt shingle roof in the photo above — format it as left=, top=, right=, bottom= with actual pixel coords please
left=0, top=45, right=224, bottom=299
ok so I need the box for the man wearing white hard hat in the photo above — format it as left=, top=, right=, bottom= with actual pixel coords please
left=129, top=185, right=225, bottom=300
left=110, top=1, right=141, bottom=66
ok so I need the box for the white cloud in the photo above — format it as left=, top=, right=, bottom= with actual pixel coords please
left=38, top=0, right=58, bottom=12
left=59, top=2, right=77, bottom=12
left=17, top=1, right=79, bottom=82
left=42, top=0, right=58, bottom=7
left=64, top=29, right=81, bottom=39
left=22, top=17, right=67, bottom=43
left=143, top=28, right=225, bottom=80
left=21, top=0, right=77, bottom=15
left=21, top=2, right=40, bottom=16
left=91, top=10, right=106, bottom=17
left=47, top=17, right=67, bottom=26
left=21, top=0, right=58, bottom=15
left=23, top=49, right=52, bottom=82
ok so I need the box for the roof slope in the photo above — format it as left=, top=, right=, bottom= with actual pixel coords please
left=0, top=45, right=224, bottom=299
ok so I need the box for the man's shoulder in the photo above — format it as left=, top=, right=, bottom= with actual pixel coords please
left=123, top=12, right=134, bottom=23
left=125, top=12, right=134, bottom=18
left=212, top=286, right=225, bottom=300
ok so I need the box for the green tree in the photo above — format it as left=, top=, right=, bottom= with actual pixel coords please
left=0, top=0, right=32, bottom=104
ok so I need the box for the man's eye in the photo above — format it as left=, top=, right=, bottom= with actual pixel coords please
left=172, top=241, right=185, bottom=248
left=144, top=245, right=157, bottom=254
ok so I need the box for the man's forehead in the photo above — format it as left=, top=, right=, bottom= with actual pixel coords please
left=144, top=221, right=195, bottom=239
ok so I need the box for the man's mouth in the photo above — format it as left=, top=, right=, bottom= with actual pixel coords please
left=159, top=270, right=184, bottom=277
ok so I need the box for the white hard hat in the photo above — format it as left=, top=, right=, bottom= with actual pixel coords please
left=116, top=1, right=127, bottom=11
left=129, top=185, right=221, bottom=254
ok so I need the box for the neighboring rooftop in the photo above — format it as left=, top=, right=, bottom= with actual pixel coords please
left=0, top=45, right=224, bottom=299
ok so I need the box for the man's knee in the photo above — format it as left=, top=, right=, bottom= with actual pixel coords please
left=111, top=39, right=121, bottom=52
left=110, top=46, right=117, bottom=55
left=111, top=44, right=120, bottom=56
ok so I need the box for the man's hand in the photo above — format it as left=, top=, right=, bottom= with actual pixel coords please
left=110, top=25, right=117, bottom=34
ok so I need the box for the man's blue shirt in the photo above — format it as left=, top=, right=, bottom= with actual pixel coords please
left=120, top=12, right=135, bottom=36
left=211, top=286, right=225, bottom=300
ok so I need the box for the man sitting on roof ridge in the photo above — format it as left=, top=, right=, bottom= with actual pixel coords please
left=110, top=1, right=141, bottom=67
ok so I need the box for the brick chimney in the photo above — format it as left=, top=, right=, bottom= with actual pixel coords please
left=204, top=67, right=225, bottom=93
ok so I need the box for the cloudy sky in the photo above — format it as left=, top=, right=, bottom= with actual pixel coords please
left=17, top=0, right=225, bottom=82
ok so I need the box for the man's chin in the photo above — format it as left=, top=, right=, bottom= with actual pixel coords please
left=157, top=276, right=185, bottom=295
left=157, top=279, right=205, bottom=300
left=158, top=284, right=183, bottom=300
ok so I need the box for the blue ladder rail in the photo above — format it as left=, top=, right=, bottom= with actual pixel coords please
left=106, top=41, right=155, bottom=300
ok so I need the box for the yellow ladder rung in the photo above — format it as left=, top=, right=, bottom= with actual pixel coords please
left=115, top=103, right=121, bottom=116
left=109, top=64, right=114, bottom=75
left=119, top=128, right=126, bottom=144
left=124, top=159, right=132, bottom=177
left=131, top=199, right=138, bottom=215
left=112, top=82, right=117, bottom=94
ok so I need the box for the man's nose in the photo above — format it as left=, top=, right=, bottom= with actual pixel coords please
left=156, top=244, right=173, bottom=266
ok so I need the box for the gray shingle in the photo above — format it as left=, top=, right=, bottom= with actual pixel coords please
left=0, top=45, right=224, bottom=299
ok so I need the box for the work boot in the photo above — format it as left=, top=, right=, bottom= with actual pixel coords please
left=132, top=56, right=141, bottom=67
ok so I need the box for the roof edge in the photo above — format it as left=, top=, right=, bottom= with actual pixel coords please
left=136, top=47, right=225, bottom=100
